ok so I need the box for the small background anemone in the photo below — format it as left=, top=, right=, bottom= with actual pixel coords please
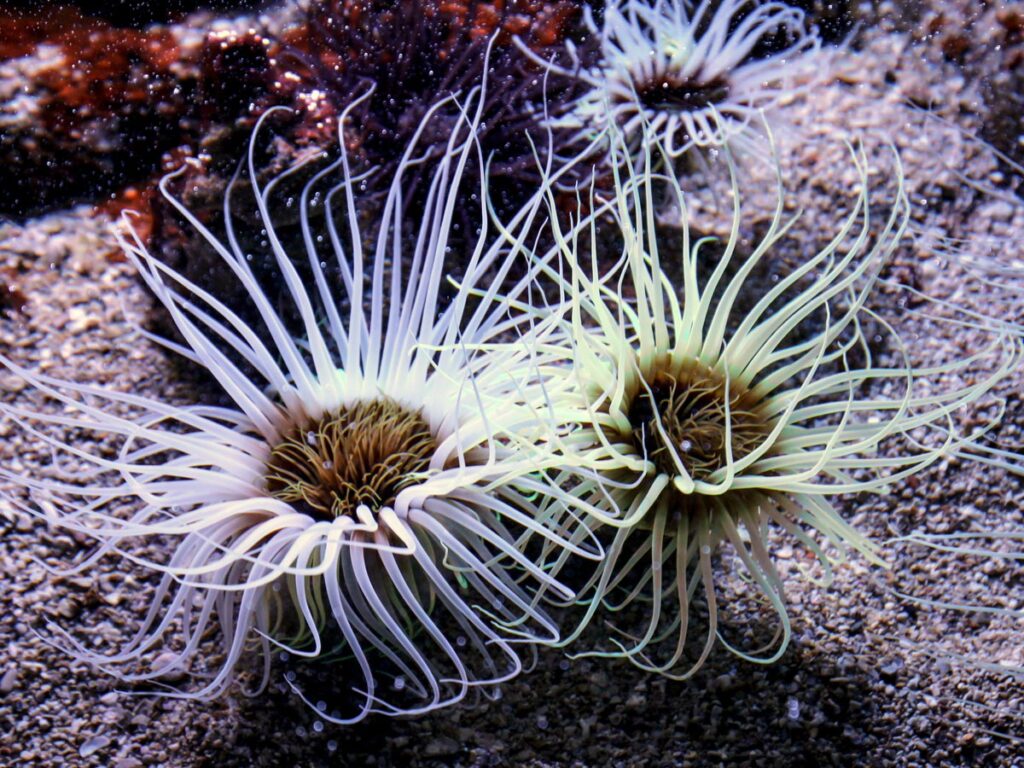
left=517, top=0, right=828, bottom=162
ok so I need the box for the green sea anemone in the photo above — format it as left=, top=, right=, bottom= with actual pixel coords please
left=516, top=127, right=1022, bottom=677
left=0, top=93, right=593, bottom=721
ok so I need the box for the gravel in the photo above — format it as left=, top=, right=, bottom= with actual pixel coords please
left=1, top=2, right=1023, bottom=767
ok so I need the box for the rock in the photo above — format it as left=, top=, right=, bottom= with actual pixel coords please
left=150, top=652, right=186, bottom=683
left=880, top=657, right=904, bottom=680
left=424, top=736, right=460, bottom=757
left=79, top=735, right=110, bottom=758
left=0, top=667, right=17, bottom=694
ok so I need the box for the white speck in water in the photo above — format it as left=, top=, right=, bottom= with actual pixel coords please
left=327, top=740, right=339, bottom=753
left=296, top=726, right=307, bottom=739
left=306, top=431, right=317, bottom=445
left=313, top=721, right=324, bottom=734
left=323, top=460, right=333, bottom=471
left=316, top=700, right=327, bottom=712
left=456, top=636, right=467, bottom=647
left=700, top=545, right=712, bottom=555
left=279, top=651, right=289, bottom=662
left=680, top=439, right=692, bottom=453
left=394, top=676, right=406, bottom=691
left=537, top=715, right=549, bottom=729
left=285, top=671, right=296, bottom=683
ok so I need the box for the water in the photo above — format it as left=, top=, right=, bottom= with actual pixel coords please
left=1, top=0, right=1023, bottom=764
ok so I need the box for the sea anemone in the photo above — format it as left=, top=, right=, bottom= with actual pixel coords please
left=0, top=94, right=590, bottom=721
left=518, top=128, right=1022, bottom=677
left=517, top=0, right=823, bottom=157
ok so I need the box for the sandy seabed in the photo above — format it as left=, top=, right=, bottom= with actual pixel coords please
left=2, top=1, right=1024, bottom=766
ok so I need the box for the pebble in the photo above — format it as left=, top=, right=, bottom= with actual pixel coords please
left=150, top=652, right=186, bottom=683
left=880, top=657, right=905, bottom=680
left=78, top=735, right=109, bottom=758
left=424, top=736, right=460, bottom=757
left=0, top=667, right=17, bottom=694
left=66, top=307, right=99, bottom=334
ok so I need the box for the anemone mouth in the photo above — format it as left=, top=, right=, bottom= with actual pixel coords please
left=629, top=71, right=732, bottom=115
left=265, top=398, right=438, bottom=521
left=625, top=361, right=773, bottom=484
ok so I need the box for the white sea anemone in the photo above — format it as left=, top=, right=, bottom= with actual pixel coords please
left=519, top=0, right=822, bottom=156
left=518, top=128, right=1022, bottom=678
left=0, top=92, right=592, bottom=721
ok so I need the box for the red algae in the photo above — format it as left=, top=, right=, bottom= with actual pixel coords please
left=0, top=9, right=274, bottom=217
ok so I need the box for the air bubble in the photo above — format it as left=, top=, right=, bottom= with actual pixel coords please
left=313, top=721, right=324, bottom=733
left=394, top=676, right=406, bottom=691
